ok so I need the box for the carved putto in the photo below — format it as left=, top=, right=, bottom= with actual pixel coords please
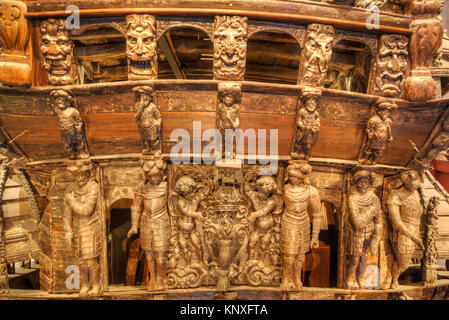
left=217, top=82, right=241, bottom=156
left=127, top=152, right=169, bottom=291
left=298, top=24, right=335, bottom=87
left=133, top=85, right=162, bottom=155
left=280, top=161, right=321, bottom=291
left=359, top=100, right=397, bottom=165
left=345, top=169, right=382, bottom=289
left=291, top=87, right=321, bottom=160
left=126, top=14, right=158, bottom=80
left=40, top=19, right=78, bottom=85
left=372, top=34, right=409, bottom=98
left=50, top=89, right=89, bottom=160
left=213, top=16, right=247, bottom=81
left=63, top=159, right=103, bottom=297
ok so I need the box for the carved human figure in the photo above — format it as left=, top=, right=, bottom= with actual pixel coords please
left=345, top=169, right=382, bottom=289
left=217, top=82, right=241, bottom=156
left=291, top=88, right=321, bottom=160
left=127, top=153, right=169, bottom=291
left=298, top=24, right=335, bottom=87
left=387, top=170, right=425, bottom=289
left=133, top=86, right=161, bottom=155
left=213, top=16, right=247, bottom=81
left=63, top=159, right=102, bottom=297
left=244, top=175, right=282, bottom=263
left=169, top=176, right=209, bottom=266
left=280, top=162, right=322, bottom=291
left=50, top=90, right=88, bottom=160
left=126, top=14, right=158, bottom=80
left=359, top=101, right=397, bottom=165
left=371, top=34, right=409, bottom=98
left=40, top=19, right=78, bottom=85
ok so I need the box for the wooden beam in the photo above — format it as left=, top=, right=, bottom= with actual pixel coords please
left=158, top=34, right=185, bottom=80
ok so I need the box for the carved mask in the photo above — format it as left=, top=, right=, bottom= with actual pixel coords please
left=213, top=16, right=247, bottom=80
left=0, top=0, right=29, bottom=53
left=126, top=14, right=157, bottom=80
left=298, top=24, right=335, bottom=87
left=40, top=19, right=77, bottom=85
left=373, top=34, right=408, bottom=98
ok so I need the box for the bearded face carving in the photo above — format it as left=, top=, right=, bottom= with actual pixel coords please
left=40, top=19, right=78, bottom=86
left=372, top=34, right=408, bottom=98
left=213, top=16, right=247, bottom=81
left=126, top=14, right=158, bottom=80
left=298, top=24, right=335, bottom=87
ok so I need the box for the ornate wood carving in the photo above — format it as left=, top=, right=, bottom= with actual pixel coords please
left=358, top=100, right=397, bottom=165
left=422, top=196, right=439, bottom=286
left=50, top=89, right=89, bottom=160
left=213, top=16, right=248, bottom=81
left=126, top=14, right=158, bottom=80
left=0, top=0, right=32, bottom=87
left=297, top=24, right=335, bottom=87
left=247, top=22, right=304, bottom=48
left=40, top=19, right=78, bottom=86
left=217, top=82, right=241, bottom=157
left=0, top=166, right=9, bottom=294
left=157, top=18, right=214, bottom=41
left=63, top=159, right=103, bottom=297
left=353, top=0, right=388, bottom=8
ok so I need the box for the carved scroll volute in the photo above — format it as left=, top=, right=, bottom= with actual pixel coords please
left=213, top=16, right=248, bottom=81
left=126, top=14, right=158, bottom=80
left=0, top=0, right=32, bottom=87
left=370, top=34, right=409, bottom=98
left=297, top=24, right=335, bottom=87
left=40, top=19, right=78, bottom=86
left=402, top=0, right=444, bottom=101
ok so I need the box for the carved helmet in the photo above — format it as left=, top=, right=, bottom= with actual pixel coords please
left=50, top=89, right=75, bottom=106
left=351, top=169, right=375, bottom=186
left=133, top=85, right=154, bottom=98
left=66, top=159, right=93, bottom=174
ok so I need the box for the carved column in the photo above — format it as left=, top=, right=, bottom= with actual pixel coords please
left=422, top=198, right=439, bottom=287
left=0, top=167, right=9, bottom=294
left=126, top=15, right=158, bottom=80
left=402, top=0, right=444, bottom=101
left=213, top=16, right=248, bottom=81
left=0, top=0, right=33, bottom=87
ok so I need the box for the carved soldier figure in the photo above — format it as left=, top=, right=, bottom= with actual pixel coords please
left=217, top=82, right=241, bottom=157
left=359, top=100, right=397, bottom=165
left=298, top=24, right=335, bottom=87
left=372, top=34, right=408, bottom=98
left=51, top=89, right=88, bottom=160
left=126, top=14, right=158, bottom=80
left=127, top=153, right=169, bottom=291
left=169, top=176, right=209, bottom=266
left=40, top=19, right=78, bottom=85
left=387, top=170, right=426, bottom=289
left=213, top=16, right=247, bottom=81
left=280, top=162, right=322, bottom=291
left=244, top=175, right=282, bottom=262
left=345, top=169, right=382, bottom=289
left=133, top=86, right=162, bottom=155
left=63, top=159, right=102, bottom=297
left=291, top=88, right=321, bottom=160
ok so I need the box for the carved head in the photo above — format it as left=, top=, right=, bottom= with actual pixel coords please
left=133, top=85, right=154, bottom=107
left=299, top=24, right=335, bottom=86
left=285, top=161, right=312, bottom=185
left=50, top=89, right=74, bottom=111
left=375, top=100, right=397, bottom=120
left=213, top=16, right=247, bottom=80
left=256, top=176, right=278, bottom=196
left=218, top=82, right=241, bottom=107
left=301, top=87, right=321, bottom=113
left=175, top=175, right=197, bottom=196
left=374, top=34, right=408, bottom=98
left=399, top=169, right=423, bottom=192
left=140, top=152, right=166, bottom=185
left=0, top=0, right=29, bottom=53
left=126, top=15, right=157, bottom=80
left=67, top=159, right=93, bottom=188
left=40, top=19, right=77, bottom=85
left=351, top=169, right=375, bottom=194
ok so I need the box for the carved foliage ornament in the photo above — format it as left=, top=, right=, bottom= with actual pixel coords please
left=213, top=16, right=247, bottom=81
left=0, top=0, right=29, bottom=53
left=126, top=14, right=158, bottom=80
left=40, top=19, right=78, bottom=86
left=298, top=24, right=335, bottom=87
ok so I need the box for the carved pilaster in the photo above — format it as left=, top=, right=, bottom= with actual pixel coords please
left=0, top=167, right=9, bottom=294
left=422, top=196, right=439, bottom=287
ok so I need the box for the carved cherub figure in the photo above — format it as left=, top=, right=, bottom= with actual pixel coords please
left=127, top=152, right=169, bottom=291
left=133, top=85, right=162, bottom=155
left=63, top=159, right=102, bottom=297
left=169, top=176, right=210, bottom=266
left=51, top=90, right=88, bottom=160
left=291, top=88, right=321, bottom=160
left=359, top=100, right=397, bottom=165
left=217, top=83, right=241, bottom=156
left=244, top=175, right=282, bottom=263
left=345, top=169, right=382, bottom=289
left=280, top=161, right=322, bottom=291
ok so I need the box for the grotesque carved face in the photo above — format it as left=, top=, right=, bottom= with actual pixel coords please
left=213, top=16, right=247, bottom=80
left=126, top=14, right=157, bottom=80
left=40, top=19, right=77, bottom=85
left=299, top=24, right=335, bottom=87
left=374, top=34, right=408, bottom=98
